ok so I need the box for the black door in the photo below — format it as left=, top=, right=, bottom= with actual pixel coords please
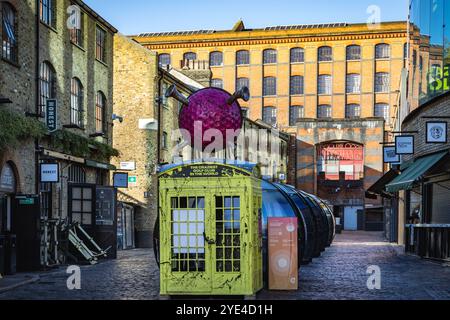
left=11, top=195, right=41, bottom=272
left=95, top=187, right=117, bottom=259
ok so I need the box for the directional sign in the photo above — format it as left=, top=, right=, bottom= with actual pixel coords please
left=46, top=99, right=58, bottom=132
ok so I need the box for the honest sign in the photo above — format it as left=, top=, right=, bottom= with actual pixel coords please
left=40, top=163, right=59, bottom=183
left=46, top=99, right=58, bottom=132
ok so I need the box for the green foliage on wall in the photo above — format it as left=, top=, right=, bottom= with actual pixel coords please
left=0, top=109, right=47, bottom=151
left=49, top=130, right=119, bottom=162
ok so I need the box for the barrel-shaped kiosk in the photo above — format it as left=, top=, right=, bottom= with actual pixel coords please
left=155, top=161, right=335, bottom=296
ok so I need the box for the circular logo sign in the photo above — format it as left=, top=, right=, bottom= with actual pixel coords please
left=430, top=126, right=444, bottom=140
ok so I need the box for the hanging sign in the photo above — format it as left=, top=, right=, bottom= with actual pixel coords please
left=395, top=135, right=414, bottom=155
left=426, top=122, right=447, bottom=144
left=46, top=99, right=58, bottom=133
left=383, top=146, right=400, bottom=164
left=40, top=163, right=59, bottom=183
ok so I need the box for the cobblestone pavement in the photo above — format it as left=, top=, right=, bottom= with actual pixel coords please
left=1, top=231, right=450, bottom=300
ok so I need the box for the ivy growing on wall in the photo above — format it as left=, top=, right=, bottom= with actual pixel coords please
left=49, top=130, right=119, bottom=162
left=0, top=109, right=47, bottom=151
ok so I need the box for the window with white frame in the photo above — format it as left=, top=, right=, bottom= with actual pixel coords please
left=290, top=48, right=304, bottom=63
left=262, top=106, right=277, bottom=126
left=211, top=78, right=223, bottom=89
left=290, top=76, right=304, bottom=95
left=346, top=74, right=361, bottom=93
left=70, top=78, right=84, bottom=128
left=318, top=46, right=332, bottom=62
left=210, top=51, right=223, bottom=66
left=39, top=61, right=56, bottom=113
left=263, top=49, right=277, bottom=64
left=345, top=104, right=361, bottom=118
left=375, top=43, right=390, bottom=59
left=318, top=75, right=332, bottom=95
left=374, top=103, right=390, bottom=122
left=236, top=50, right=250, bottom=65
left=289, top=106, right=304, bottom=126
left=263, top=77, right=277, bottom=96
left=2, top=2, right=17, bottom=63
left=346, top=45, right=361, bottom=60
left=236, top=78, right=249, bottom=91
left=317, top=105, right=332, bottom=118
left=375, top=72, right=390, bottom=92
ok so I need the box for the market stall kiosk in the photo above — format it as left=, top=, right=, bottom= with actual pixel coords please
left=158, top=161, right=263, bottom=297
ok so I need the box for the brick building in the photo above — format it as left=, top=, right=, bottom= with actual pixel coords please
left=113, top=34, right=290, bottom=247
left=132, top=20, right=407, bottom=231
left=1, top=0, right=117, bottom=271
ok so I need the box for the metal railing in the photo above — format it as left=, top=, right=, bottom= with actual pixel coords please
left=405, top=224, right=450, bottom=262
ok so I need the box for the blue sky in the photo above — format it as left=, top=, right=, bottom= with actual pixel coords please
left=84, top=0, right=409, bottom=35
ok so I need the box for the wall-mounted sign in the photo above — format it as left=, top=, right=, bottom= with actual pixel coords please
left=383, top=146, right=400, bottom=164
left=113, top=172, right=129, bottom=188
left=40, top=163, right=59, bottom=183
left=46, top=99, right=58, bottom=133
left=426, top=122, right=448, bottom=144
left=128, top=176, right=137, bottom=187
left=0, top=163, right=16, bottom=193
left=120, top=162, right=136, bottom=171
left=395, top=135, right=415, bottom=155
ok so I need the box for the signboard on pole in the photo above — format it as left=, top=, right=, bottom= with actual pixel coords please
left=383, top=146, right=400, bottom=164
left=40, top=163, right=59, bottom=183
left=46, top=99, right=58, bottom=133
left=395, top=135, right=415, bottom=155
left=426, top=122, right=448, bottom=144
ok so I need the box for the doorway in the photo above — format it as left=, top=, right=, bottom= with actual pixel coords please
left=344, top=207, right=362, bottom=231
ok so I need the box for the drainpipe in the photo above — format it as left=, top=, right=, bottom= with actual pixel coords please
left=34, top=0, right=41, bottom=196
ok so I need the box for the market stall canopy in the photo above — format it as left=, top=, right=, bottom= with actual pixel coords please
left=385, top=151, right=448, bottom=193
left=365, top=169, right=400, bottom=199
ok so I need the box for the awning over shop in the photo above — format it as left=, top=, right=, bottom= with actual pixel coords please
left=85, top=159, right=116, bottom=171
left=385, top=151, right=448, bottom=193
left=365, top=169, right=400, bottom=199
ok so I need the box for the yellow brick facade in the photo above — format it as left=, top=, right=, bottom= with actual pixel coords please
left=133, top=22, right=407, bottom=131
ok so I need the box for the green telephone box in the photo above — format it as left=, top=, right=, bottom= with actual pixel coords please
left=158, top=161, right=263, bottom=297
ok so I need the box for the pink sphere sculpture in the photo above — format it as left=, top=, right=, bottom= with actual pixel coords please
left=166, top=86, right=250, bottom=151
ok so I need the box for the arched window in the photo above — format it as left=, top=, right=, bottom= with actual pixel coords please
left=96, top=91, right=106, bottom=134
left=318, top=46, right=332, bottom=62
left=39, top=61, right=56, bottom=113
left=2, top=2, right=17, bottom=63
left=289, top=106, right=304, bottom=126
left=374, top=103, right=390, bottom=122
left=375, top=43, right=390, bottom=59
left=70, top=78, right=84, bottom=128
left=290, top=75, right=304, bottom=95
left=236, top=77, right=249, bottom=91
left=317, top=105, right=332, bottom=118
left=290, top=48, right=304, bottom=63
left=375, top=72, right=390, bottom=92
left=263, top=77, right=277, bottom=96
left=263, top=49, right=277, bottom=64
left=346, top=45, right=361, bottom=60
left=262, top=106, right=277, bottom=126
left=211, top=78, right=223, bottom=89
left=183, top=52, right=197, bottom=61
left=345, top=104, right=361, bottom=118
left=346, top=74, right=361, bottom=93
left=318, top=75, right=332, bottom=95
left=209, top=51, right=223, bottom=66
left=236, top=50, right=250, bottom=65
left=158, top=54, right=171, bottom=67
